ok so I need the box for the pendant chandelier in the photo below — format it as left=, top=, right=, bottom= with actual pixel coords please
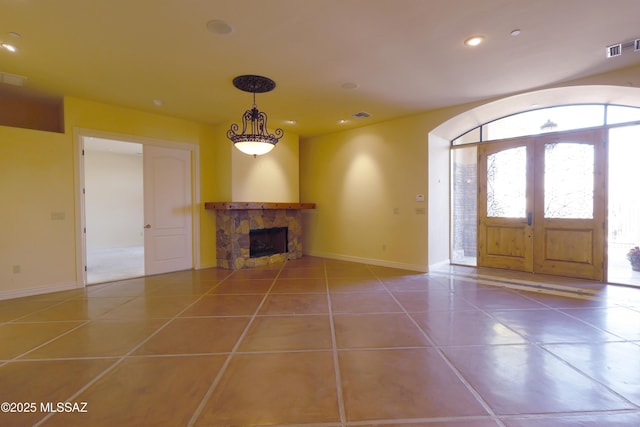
left=227, top=75, right=284, bottom=157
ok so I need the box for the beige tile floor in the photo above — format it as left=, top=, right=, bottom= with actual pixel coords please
left=1, top=257, right=640, bottom=426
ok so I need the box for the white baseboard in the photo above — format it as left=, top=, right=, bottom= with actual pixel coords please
left=0, top=282, right=80, bottom=301
left=303, top=250, right=428, bottom=273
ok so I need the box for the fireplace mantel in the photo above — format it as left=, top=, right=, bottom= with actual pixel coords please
left=208, top=202, right=315, bottom=269
left=205, top=202, right=316, bottom=210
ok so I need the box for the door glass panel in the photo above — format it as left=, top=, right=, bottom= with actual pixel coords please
left=544, top=143, right=594, bottom=219
left=487, top=146, right=526, bottom=218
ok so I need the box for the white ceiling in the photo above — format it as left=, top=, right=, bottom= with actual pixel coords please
left=2, top=0, right=640, bottom=137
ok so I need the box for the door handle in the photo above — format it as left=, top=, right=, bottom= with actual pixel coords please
left=527, top=212, right=532, bottom=226
left=144, top=224, right=151, bottom=229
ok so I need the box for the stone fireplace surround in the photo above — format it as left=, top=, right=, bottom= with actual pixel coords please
left=205, top=202, right=316, bottom=270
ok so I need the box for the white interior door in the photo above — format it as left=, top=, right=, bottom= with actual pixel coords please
left=143, top=145, right=193, bottom=275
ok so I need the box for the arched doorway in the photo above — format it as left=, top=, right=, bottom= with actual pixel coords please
left=429, top=85, right=640, bottom=285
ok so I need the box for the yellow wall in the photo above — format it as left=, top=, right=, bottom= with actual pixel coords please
left=65, top=97, right=222, bottom=272
left=231, top=131, right=300, bottom=202
left=0, top=97, right=221, bottom=298
left=299, top=65, right=640, bottom=272
left=300, top=115, right=434, bottom=271
left=212, top=121, right=300, bottom=203
left=299, top=106, right=470, bottom=271
left=211, top=123, right=233, bottom=201
left=0, top=96, right=301, bottom=298
left=0, top=125, right=74, bottom=294
left=3, top=65, right=638, bottom=297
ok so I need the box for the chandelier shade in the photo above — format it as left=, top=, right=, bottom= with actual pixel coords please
left=227, top=75, right=284, bottom=157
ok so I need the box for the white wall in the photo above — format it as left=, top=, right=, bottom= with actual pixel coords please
left=84, top=146, right=144, bottom=249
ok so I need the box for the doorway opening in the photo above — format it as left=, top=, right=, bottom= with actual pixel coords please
left=84, top=138, right=144, bottom=284
left=77, top=133, right=197, bottom=286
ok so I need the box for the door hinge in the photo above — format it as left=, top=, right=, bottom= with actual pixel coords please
left=84, top=265, right=87, bottom=272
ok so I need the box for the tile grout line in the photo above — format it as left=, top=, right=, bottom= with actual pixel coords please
left=186, top=264, right=286, bottom=427
left=535, top=343, right=640, bottom=410
left=509, top=300, right=640, bottom=409
left=447, top=279, right=640, bottom=409
left=498, top=409, right=640, bottom=422
left=6, top=295, right=92, bottom=324
left=445, top=272, right=640, bottom=418
left=463, top=280, right=640, bottom=402
left=462, top=298, right=635, bottom=408
left=32, top=273, right=236, bottom=427
left=4, top=320, right=92, bottom=366
left=367, top=266, right=507, bottom=427
left=325, top=261, right=348, bottom=427
left=11, top=263, right=638, bottom=426
left=345, top=414, right=507, bottom=426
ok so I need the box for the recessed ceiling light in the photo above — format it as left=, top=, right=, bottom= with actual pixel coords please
left=1, top=43, right=17, bottom=53
left=464, top=35, right=485, bottom=47
left=8, top=32, right=21, bottom=39
left=206, top=19, right=234, bottom=35
left=153, top=99, right=163, bottom=107
left=338, top=119, right=348, bottom=124
left=284, top=120, right=297, bottom=125
left=341, top=82, right=359, bottom=90
left=511, top=29, right=521, bottom=37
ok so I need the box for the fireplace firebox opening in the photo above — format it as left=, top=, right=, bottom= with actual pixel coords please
left=249, top=227, right=288, bottom=258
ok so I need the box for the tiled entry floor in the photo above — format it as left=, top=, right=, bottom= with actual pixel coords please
left=1, top=257, right=639, bottom=426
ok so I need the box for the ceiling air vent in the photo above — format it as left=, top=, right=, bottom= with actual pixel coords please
left=606, top=44, right=622, bottom=58
left=352, top=111, right=371, bottom=119
left=606, top=37, right=640, bottom=58
left=0, top=71, right=27, bottom=86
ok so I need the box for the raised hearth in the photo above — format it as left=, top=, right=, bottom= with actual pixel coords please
left=205, top=202, right=316, bottom=270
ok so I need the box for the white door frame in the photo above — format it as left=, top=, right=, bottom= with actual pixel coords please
left=73, top=127, right=201, bottom=287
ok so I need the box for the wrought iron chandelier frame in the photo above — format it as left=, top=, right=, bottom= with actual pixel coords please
left=227, top=75, right=284, bottom=156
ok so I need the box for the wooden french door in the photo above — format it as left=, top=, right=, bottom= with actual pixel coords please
left=477, top=137, right=534, bottom=272
left=478, top=128, right=606, bottom=280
